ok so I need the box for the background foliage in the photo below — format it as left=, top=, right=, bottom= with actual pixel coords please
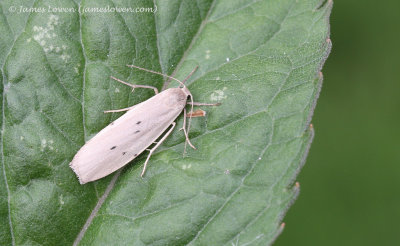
left=276, top=0, right=400, bottom=245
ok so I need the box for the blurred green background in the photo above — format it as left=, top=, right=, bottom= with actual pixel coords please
left=275, top=0, right=400, bottom=245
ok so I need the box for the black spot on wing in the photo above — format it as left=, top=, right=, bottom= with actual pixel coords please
left=134, top=154, right=138, bottom=157
left=136, top=121, right=141, bottom=125
left=110, top=146, right=117, bottom=150
left=122, top=152, right=126, bottom=155
left=135, top=130, right=140, bottom=134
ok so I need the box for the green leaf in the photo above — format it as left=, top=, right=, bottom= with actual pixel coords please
left=0, top=0, right=331, bottom=245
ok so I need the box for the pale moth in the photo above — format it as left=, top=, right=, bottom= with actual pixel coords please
left=70, top=65, right=219, bottom=184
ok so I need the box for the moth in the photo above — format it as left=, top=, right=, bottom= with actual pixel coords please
left=70, top=65, right=219, bottom=184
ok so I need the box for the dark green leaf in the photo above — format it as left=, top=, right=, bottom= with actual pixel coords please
left=0, top=0, right=331, bottom=245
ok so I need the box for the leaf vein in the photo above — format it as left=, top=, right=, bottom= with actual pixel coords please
left=153, top=0, right=164, bottom=76
left=209, top=0, right=263, bottom=23
left=187, top=117, right=276, bottom=244
left=39, top=110, right=79, bottom=148
left=78, top=2, right=88, bottom=142
left=187, top=26, right=295, bottom=242
left=0, top=13, right=25, bottom=244
left=163, top=0, right=218, bottom=90
left=0, top=3, right=15, bottom=38
left=36, top=40, right=81, bottom=104
left=186, top=0, right=297, bottom=87
left=231, top=137, right=307, bottom=245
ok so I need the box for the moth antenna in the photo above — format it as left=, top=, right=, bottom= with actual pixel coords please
left=127, top=64, right=186, bottom=88
left=182, top=66, right=199, bottom=84
left=182, top=67, right=198, bottom=154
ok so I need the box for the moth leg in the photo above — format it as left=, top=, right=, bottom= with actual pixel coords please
left=141, top=122, right=176, bottom=177
left=106, top=76, right=159, bottom=113
left=104, top=105, right=135, bottom=113
left=110, top=76, right=159, bottom=94
left=186, top=109, right=206, bottom=118
left=182, top=102, right=220, bottom=153
left=188, top=102, right=221, bottom=106
left=180, top=108, right=196, bottom=150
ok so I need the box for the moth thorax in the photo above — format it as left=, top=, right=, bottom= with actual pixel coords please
left=164, top=88, right=188, bottom=107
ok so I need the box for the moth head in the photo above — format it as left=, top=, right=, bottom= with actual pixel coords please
left=181, top=86, right=192, bottom=99
left=163, top=88, right=189, bottom=108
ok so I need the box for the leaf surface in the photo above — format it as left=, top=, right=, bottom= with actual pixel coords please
left=0, top=0, right=331, bottom=245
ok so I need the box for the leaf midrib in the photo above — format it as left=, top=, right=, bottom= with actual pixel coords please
left=1, top=5, right=22, bottom=244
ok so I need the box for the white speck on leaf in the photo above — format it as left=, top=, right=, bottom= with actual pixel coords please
left=60, top=54, right=71, bottom=62
left=40, top=139, right=47, bottom=151
left=210, top=87, right=228, bottom=101
left=32, top=14, right=68, bottom=62
left=182, top=164, right=192, bottom=170
left=205, top=50, right=211, bottom=59
left=41, top=139, right=55, bottom=151
left=59, top=195, right=64, bottom=205
left=49, top=140, right=54, bottom=150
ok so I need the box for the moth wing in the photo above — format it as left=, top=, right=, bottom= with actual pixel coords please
left=70, top=88, right=187, bottom=184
